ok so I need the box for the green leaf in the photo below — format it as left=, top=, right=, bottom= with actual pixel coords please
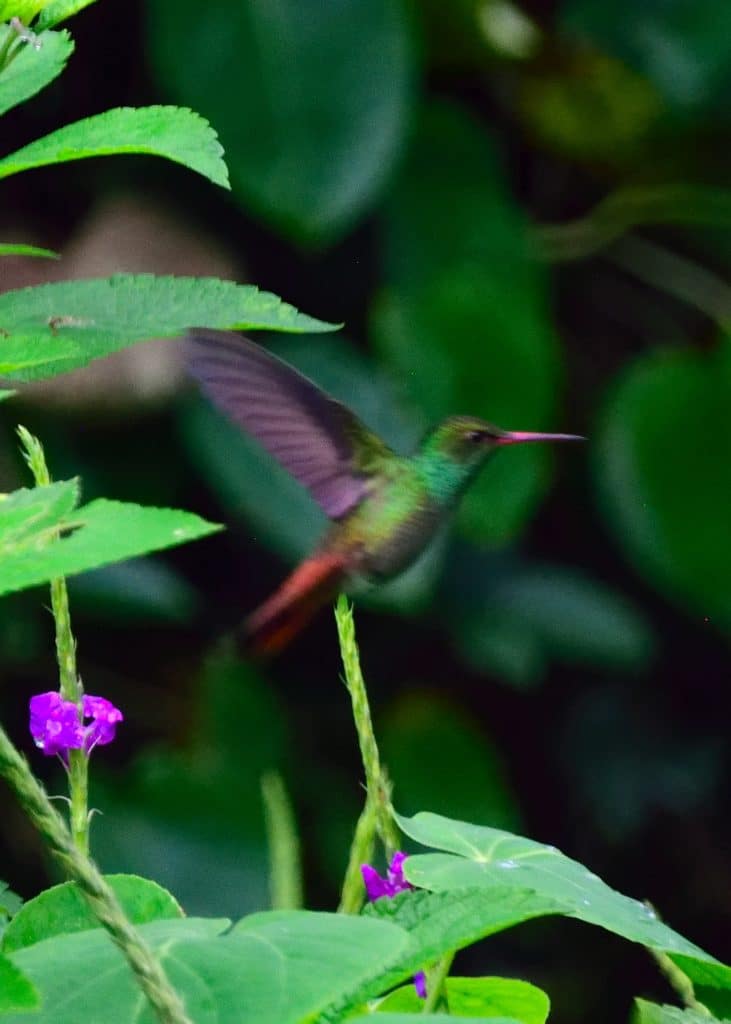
left=147, top=0, right=415, bottom=244
left=360, top=1016, right=523, bottom=1024
left=0, top=274, right=338, bottom=380
left=36, top=0, right=97, bottom=29
left=0, top=951, right=39, bottom=1012
left=668, top=957, right=731, bottom=1020
left=3, top=912, right=410, bottom=1024
left=632, top=999, right=717, bottom=1024
left=0, top=105, right=229, bottom=188
left=594, top=338, right=731, bottom=634
left=374, top=104, right=565, bottom=545
left=0, top=0, right=50, bottom=20
left=0, top=390, right=15, bottom=401
left=378, top=977, right=550, bottom=1024
left=0, top=883, right=22, bottom=921
left=3, top=917, right=228, bottom=1024
left=0, top=478, right=79, bottom=549
left=396, top=811, right=723, bottom=967
left=2, top=875, right=182, bottom=953
left=363, top=888, right=565, bottom=1001
left=0, top=487, right=221, bottom=598
left=0, top=332, right=78, bottom=372
left=0, top=25, right=72, bottom=116
left=0, top=243, right=59, bottom=258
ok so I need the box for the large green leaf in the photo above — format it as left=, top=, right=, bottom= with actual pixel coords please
left=362, top=888, right=565, bottom=1000
left=0, top=332, right=78, bottom=372
left=594, top=338, right=731, bottom=634
left=0, top=952, right=39, bottom=1012
left=0, top=274, right=337, bottom=380
left=377, top=977, right=549, bottom=1024
left=2, top=876, right=182, bottom=953
left=374, top=104, right=566, bottom=545
left=147, top=0, right=415, bottom=244
left=36, top=0, right=97, bottom=29
left=633, top=1000, right=717, bottom=1024
left=397, top=811, right=723, bottom=967
left=2, top=912, right=411, bottom=1024
left=0, top=26, right=72, bottom=116
left=0, top=481, right=221, bottom=597
left=0, top=105, right=229, bottom=188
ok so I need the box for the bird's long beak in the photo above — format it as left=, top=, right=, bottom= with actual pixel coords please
left=495, top=430, right=586, bottom=445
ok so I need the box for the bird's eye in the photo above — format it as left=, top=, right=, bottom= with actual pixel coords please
left=465, top=430, right=488, bottom=443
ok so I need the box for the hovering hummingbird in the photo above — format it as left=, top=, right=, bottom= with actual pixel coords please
left=187, top=330, right=584, bottom=654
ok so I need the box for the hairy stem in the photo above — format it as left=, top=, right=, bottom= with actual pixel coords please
left=0, top=725, right=192, bottom=1024
left=334, top=595, right=400, bottom=859
left=18, top=427, right=90, bottom=855
left=338, top=796, right=378, bottom=914
left=422, top=950, right=456, bottom=1013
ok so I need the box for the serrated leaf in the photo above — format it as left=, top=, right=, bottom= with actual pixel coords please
left=0, top=274, right=338, bottom=380
left=632, top=999, right=717, bottom=1024
left=0, top=105, right=229, bottom=188
left=2, top=875, right=183, bottom=953
left=378, top=977, right=550, bottom=1024
left=0, top=479, right=79, bottom=551
left=0, top=491, right=221, bottom=597
left=36, top=0, right=97, bottom=29
left=148, top=0, right=414, bottom=244
left=0, top=25, right=72, bottom=116
left=0, top=332, right=78, bottom=372
left=396, top=811, right=723, bottom=969
left=0, top=951, right=39, bottom=1012
left=0, top=242, right=59, bottom=258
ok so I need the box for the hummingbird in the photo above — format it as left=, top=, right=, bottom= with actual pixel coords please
left=187, top=329, right=584, bottom=654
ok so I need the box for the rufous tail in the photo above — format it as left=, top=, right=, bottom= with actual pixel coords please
left=245, top=552, right=348, bottom=656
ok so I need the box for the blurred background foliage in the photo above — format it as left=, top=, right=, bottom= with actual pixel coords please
left=1, top=1, right=730, bottom=1021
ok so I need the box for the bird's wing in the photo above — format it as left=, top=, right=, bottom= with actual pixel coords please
left=187, top=329, right=392, bottom=519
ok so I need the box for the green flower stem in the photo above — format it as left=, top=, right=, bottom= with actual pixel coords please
left=422, top=950, right=456, bottom=1014
left=261, top=771, right=303, bottom=911
left=334, top=595, right=400, bottom=858
left=0, top=725, right=192, bottom=1024
left=18, top=426, right=90, bottom=854
left=649, top=947, right=711, bottom=1015
left=338, top=796, right=378, bottom=914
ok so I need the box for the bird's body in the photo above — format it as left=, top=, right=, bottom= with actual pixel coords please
left=187, top=330, right=583, bottom=653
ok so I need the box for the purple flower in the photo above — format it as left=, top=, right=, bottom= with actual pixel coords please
left=361, top=852, right=426, bottom=1000
left=29, top=692, right=83, bottom=756
left=81, top=695, right=123, bottom=751
left=29, top=691, right=123, bottom=758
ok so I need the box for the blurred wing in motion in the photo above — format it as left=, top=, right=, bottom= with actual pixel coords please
left=187, top=329, right=390, bottom=519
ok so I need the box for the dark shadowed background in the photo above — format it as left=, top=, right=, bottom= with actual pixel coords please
left=1, top=2, right=730, bottom=1021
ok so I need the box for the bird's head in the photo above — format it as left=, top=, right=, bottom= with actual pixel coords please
left=427, top=415, right=584, bottom=467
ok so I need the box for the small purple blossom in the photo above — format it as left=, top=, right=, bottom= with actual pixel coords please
left=361, top=852, right=426, bottom=1000
left=29, top=691, right=123, bottom=758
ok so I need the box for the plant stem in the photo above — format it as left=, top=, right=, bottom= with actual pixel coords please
left=261, top=771, right=303, bottom=910
left=17, top=426, right=90, bottom=855
left=0, top=724, right=192, bottom=1024
left=338, top=796, right=378, bottom=914
left=649, top=948, right=711, bottom=1016
left=334, top=596, right=400, bottom=856
left=422, top=950, right=456, bottom=1013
